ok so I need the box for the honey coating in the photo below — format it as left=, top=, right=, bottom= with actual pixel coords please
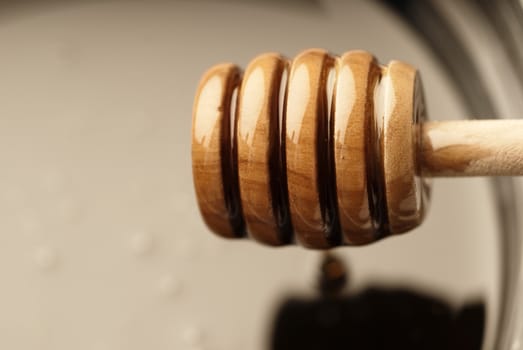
left=334, top=51, right=381, bottom=245
left=236, top=53, right=290, bottom=245
left=380, top=62, right=429, bottom=234
left=192, top=50, right=427, bottom=249
left=192, top=63, right=244, bottom=238
left=285, top=49, right=338, bottom=249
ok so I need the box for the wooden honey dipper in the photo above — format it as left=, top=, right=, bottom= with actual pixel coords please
left=192, top=49, right=523, bottom=249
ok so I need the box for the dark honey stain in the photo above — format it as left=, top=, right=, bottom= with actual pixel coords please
left=271, top=253, right=485, bottom=350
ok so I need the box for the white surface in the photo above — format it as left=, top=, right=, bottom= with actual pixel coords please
left=0, top=1, right=500, bottom=349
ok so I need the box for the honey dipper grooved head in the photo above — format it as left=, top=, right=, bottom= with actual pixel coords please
left=191, top=49, right=431, bottom=249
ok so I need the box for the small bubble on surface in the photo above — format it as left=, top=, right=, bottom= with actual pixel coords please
left=33, top=245, right=59, bottom=271
left=181, top=325, right=203, bottom=346
left=158, top=273, right=182, bottom=297
left=129, top=232, right=154, bottom=257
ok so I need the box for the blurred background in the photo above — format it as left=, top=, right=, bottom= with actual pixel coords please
left=0, top=0, right=523, bottom=349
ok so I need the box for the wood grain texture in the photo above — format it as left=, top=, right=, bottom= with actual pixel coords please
left=236, top=53, right=290, bottom=245
left=421, top=119, right=523, bottom=176
left=285, top=49, right=338, bottom=249
left=380, top=62, right=427, bottom=235
left=192, top=63, right=244, bottom=238
left=333, top=51, right=380, bottom=244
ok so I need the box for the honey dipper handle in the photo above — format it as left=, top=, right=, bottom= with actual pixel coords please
left=421, top=119, right=523, bottom=177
